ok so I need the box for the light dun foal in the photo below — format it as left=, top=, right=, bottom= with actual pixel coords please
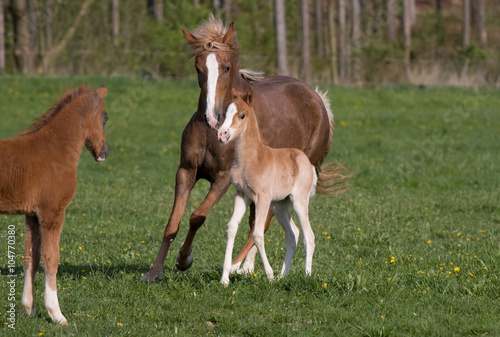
left=217, top=89, right=318, bottom=286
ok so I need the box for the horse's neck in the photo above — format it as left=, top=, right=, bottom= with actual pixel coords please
left=232, top=69, right=251, bottom=94
left=28, top=102, right=86, bottom=160
left=233, top=112, right=267, bottom=165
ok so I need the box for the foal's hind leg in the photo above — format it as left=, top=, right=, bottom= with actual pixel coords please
left=21, top=215, right=41, bottom=316
left=177, top=172, right=231, bottom=271
left=231, top=205, right=273, bottom=274
left=272, top=200, right=300, bottom=278
left=39, top=209, right=67, bottom=325
left=292, top=198, right=315, bottom=276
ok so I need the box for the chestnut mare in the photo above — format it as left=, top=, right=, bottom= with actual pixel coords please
left=0, top=85, right=109, bottom=325
left=142, top=15, right=349, bottom=282
left=218, top=89, right=320, bottom=286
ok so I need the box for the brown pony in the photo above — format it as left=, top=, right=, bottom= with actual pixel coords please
left=0, top=85, right=109, bottom=325
left=142, top=15, right=349, bottom=282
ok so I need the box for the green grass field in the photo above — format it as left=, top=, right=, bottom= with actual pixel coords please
left=0, top=77, right=499, bottom=336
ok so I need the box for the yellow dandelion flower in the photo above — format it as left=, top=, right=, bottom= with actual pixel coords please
left=322, top=283, right=327, bottom=289
left=253, top=273, right=257, bottom=278
left=417, top=271, right=425, bottom=275
left=381, top=316, right=385, bottom=319
left=427, top=240, right=432, bottom=244
left=457, top=233, right=462, bottom=237
left=78, top=246, right=83, bottom=250
left=454, top=267, right=460, bottom=272
left=469, top=272, right=473, bottom=276
left=82, top=276, right=87, bottom=280
left=117, top=323, right=123, bottom=326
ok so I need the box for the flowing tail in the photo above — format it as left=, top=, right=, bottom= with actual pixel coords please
left=315, top=89, right=352, bottom=196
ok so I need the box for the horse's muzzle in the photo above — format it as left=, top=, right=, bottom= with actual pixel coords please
left=95, top=143, right=109, bottom=162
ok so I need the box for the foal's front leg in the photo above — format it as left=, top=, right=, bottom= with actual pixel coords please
left=39, top=209, right=67, bottom=325
left=21, top=215, right=41, bottom=316
left=221, top=192, right=249, bottom=286
left=252, top=197, right=274, bottom=280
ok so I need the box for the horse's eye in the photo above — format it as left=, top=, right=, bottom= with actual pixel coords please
left=225, top=66, right=230, bottom=73
left=239, top=114, right=245, bottom=120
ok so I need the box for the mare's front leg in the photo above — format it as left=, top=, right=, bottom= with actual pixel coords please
left=177, top=171, right=231, bottom=271
left=141, top=166, right=197, bottom=282
left=220, top=192, right=249, bottom=286
left=21, top=214, right=41, bottom=316
left=39, top=209, right=67, bottom=325
left=252, top=197, right=274, bottom=280
left=231, top=205, right=274, bottom=274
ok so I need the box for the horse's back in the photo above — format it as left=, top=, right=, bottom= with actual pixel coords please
left=250, top=76, right=332, bottom=166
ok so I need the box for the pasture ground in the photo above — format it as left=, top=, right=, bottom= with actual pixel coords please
left=0, top=77, right=499, bottom=336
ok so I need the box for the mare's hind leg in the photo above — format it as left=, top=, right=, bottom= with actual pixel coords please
left=272, top=200, right=300, bottom=278
left=21, top=215, right=41, bottom=316
left=292, top=198, right=315, bottom=276
left=39, top=209, right=67, bottom=325
left=177, top=171, right=231, bottom=271
left=231, top=205, right=274, bottom=274
left=221, top=192, right=249, bottom=286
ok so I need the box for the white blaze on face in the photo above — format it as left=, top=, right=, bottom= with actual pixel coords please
left=218, top=102, right=238, bottom=143
left=206, top=53, right=219, bottom=129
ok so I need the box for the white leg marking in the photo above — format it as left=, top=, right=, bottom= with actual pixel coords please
left=238, top=245, right=257, bottom=275
left=45, top=280, right=67, bottom=325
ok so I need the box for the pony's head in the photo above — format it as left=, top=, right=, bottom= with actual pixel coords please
left=83, top=85, right=109, bottom=162
left=217, top=88, right=254, bottom=144
left=182, top=14, right=239, bottom=129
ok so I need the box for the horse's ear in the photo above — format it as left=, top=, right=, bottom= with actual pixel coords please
left=244, top=87, right=253, bottom=106
left=96, top=85, right=107, bottom=99
left=231, top=88, right=238, bottom=99
left=182, top=29, right=196, bottom=44
left=79, top=83, right=88, bottom=91
left=222, top=22, right=235, bottom=45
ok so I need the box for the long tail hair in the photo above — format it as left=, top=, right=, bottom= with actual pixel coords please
left=315, top=89, right=353, bottom=196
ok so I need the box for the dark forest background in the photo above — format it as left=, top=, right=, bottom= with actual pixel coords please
left=0, top=0, right=498, bottom=86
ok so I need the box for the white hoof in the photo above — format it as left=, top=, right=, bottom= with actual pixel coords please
left=230, top=262, right=242, bottom=274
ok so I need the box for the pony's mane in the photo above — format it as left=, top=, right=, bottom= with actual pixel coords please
left=185, top=14, right=240, bottom=61
left=20, top=86, right=93, bottom=136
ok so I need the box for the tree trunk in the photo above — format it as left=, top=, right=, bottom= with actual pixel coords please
left=0, top=0, right=5, bottom=72
left=351, top=0, right=361, bottom=86
left=222, top=0, right=231, bottom=22
left=338, top=0, right=346, bottom=82
left=387, top=0, right=396, bottom=43
left=274, top=0, right=288, bottom=76
left=475, top=0, right=486, bottom=48
left=462, top=0, right=470, bottom=51
left=300, top=0, right=311, bottom=83
left=403, top=0, right=412, bottom=81
left=37, top=0, right=94, bottom=73
left=112, top=0, right=119, bottom=46
left=148, top=0, right=163, bottom=23
left=327, top=0, right=338, bottom=85
left=315, top=0, right=324, bottom=58
left=11, top=0, right=34, bottom=73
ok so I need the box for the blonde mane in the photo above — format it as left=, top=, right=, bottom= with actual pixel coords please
left=185, top=14, right=240, bottom=61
